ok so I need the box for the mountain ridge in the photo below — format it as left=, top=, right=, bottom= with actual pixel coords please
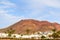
left=0, top=19, right=60, bottom=34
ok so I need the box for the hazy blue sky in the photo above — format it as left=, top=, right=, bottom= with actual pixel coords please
left=0, top=0, right=60, bottom=28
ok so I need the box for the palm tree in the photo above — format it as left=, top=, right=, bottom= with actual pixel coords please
left=37, top=32, right=42, bottom=39
left=57, top=31, right=60, bottom=35
left=52, top=29, right=56, bottom=33
left=41, top=35, right=46, bottom=40
left=6, top=28, right=15, bottom=38
left=56, top=31, right=60, bottom=38
left=26, top=29, right=30, bottom=35
left=13, top=35, right=16, bottom=38
left=51, top=29, right=58, bottom=39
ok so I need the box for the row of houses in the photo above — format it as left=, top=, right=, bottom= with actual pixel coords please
left=0, top=31, right=53, bottom=39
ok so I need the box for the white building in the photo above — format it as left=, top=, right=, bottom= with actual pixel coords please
left=0, top=33, right=8, bottom=38
left=0, top=31, right=53, bottom=39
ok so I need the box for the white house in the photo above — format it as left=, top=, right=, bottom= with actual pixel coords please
left=0, top=31, right=53, bottom=39
left=11, top=34, right=21, bottom=38
left=0, top=33, right=8, bottom=38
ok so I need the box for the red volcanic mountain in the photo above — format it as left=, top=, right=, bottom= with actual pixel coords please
left=0, top=19, right=60, bottom=34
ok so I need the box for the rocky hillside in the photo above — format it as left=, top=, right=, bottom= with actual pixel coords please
left=0, top=19, right=60, bottom=34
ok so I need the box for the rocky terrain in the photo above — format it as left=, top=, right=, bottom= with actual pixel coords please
left=0, top=19, right=60, bottom=34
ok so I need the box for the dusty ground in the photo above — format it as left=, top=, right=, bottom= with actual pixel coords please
left=0, top=38, right=60, bottom=40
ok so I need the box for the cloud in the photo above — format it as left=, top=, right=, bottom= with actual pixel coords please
left=0, top=0, right=24, bottom=28
left=0, top=0, right=60, bottom=28
left=0, top=0, right=16, bottom=8
left=20, top=0, right=60, bottom=18
left=0, top=9, right=25, bottom=28
left=26, top=0, right=60, bottom=8
left=49, top=11, right=60, bottom=17
left=40, top=0, right=60, bottom=8
left=22, top=0, right=60, bottom=23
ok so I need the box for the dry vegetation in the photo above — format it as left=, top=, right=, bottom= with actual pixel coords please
left=0, top=38, right=60, bottom=40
